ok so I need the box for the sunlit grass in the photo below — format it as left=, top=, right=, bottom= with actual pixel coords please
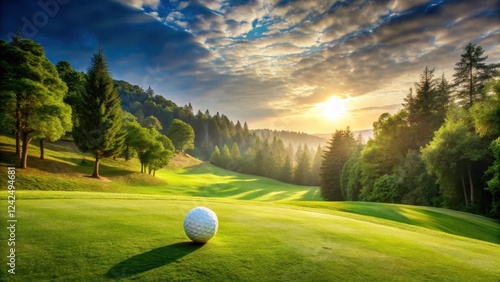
left=1, top=193, right=498, bottom=281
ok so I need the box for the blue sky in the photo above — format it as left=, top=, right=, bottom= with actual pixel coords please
left=1, top=0, right=499, bottom=133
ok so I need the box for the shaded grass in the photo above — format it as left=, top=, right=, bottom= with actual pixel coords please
left=1, top=194, right=499, bottom=281
left=285, top=201, right=500, bottom=244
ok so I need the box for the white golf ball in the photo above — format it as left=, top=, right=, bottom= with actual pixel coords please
left=183, top=207, right=218, bottom=243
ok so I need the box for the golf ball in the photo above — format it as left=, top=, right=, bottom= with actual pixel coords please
left=183, top=207, right=218, bottom=243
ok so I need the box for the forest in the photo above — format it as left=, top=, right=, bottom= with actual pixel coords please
left=321, top=44, right=500, bottom=217
left=1, top=35, right=499, bottom=217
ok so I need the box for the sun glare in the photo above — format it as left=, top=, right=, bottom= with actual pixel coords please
left=320, top=96, right=348, bottom=120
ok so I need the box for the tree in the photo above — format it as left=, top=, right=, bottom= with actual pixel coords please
left=73, top=47, right=124, bottom=178
left=403, top=66, right=449, bottom=148
left=453, top=42, right=499, bottom=108
left=280, top=154, right=294, bottom=183
left=141, top=115, right=163, bottom=131
left=310, top=145, right=322, bottom=185
left=0, top=37, right=71, bottom=168
left=56, top=60, right=85, bottom=112
left=167, top=119, right=195, bottom=153
left=471, top=79, right=500, bottom=216
left=210, top=146, right=221, bottom=167
left=230, top=142, right=242, bottom=162
left=320, top=128, right=357, bottom=200
left=126, top=124, right=173, bottom=175
left=294, top=144, right=311, bottom=185
left=220, top=144, right=232, bottom=168
left=421, top=109, right=488, bottom=209
left=340, top=151, right=363, bottom=201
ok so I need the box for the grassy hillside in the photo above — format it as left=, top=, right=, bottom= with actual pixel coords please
left=1, top=192, right=499, bottom=281
left=0, top=135, right=320, bottom=201
left=1, top=134, right=500, bottom=281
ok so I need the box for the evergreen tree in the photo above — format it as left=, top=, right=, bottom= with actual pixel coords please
left=403, top=66, right=448, bottom=147
left=320, top=128, right=357, bottom=200
left=280, top=154, right=293, bottom=183
left=73, top=47, right=124, bottom=178
left=220, top=144, right=232, bottom=168
left=230, top=142, right=242, bottom=162
left=210, top=145, right=221, bottom=167
left=310, top=145, right=322, bottom=185
left=453, top=42, right=499, bottom=108
left=294, top=144, right=311, bottom=185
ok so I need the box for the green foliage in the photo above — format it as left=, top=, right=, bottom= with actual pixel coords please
left=470, top=79, right=500, bottom=216
left=210, top=145, right=221, bottom=166
left=486, top=138, right=500, bottom=216
left=310, top=145, right=322, bottom=186
left=220, top=144, right=232, bottom=168
left=56, top=61, right=85, bottom=114
left=0, top=37, right=71, bottom=168
left=167, top=119, right=195, bottom=152
left=471, top=79, right=500, bottom=137
left=394, top=150, right=440, bottom=206
left=141, top=115, right=163, bottom=131
left=340, top=150, right=363, bottom=201
left=403, top=67, right=450, bottom=147
left=320, top=128, right=357, bottom=200
left=294, top=144, right=311, bottom=185
left=370, top=174, right=400, bottom=203
left=125, top=123, right=173, bottom=175
left=421, top=109, right=488, bottom=209
left=73, top=48, right=124, bottom=177
left=453, top=42, right=500, bottom=108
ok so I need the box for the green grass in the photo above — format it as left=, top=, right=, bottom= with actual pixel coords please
left=1, top=192, right=499, bottom=281
left=1, top=134, right=500, bottom=281
left=0, top=135, right=320, bottom=201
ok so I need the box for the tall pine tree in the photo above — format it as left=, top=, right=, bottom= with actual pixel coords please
left=453, top=42, right=499, bottom=108
left=73, top=47, right=124, bottom=179
left=320, top=128, right=357, bottom=200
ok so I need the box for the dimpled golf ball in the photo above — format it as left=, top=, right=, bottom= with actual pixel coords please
left=183, top=207, right=218, bottom=243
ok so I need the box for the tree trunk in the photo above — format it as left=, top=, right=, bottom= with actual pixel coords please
left=468, top=163, right=474, bottom=203
left=469, top=63, right=473, bottom=107
left=20, top=132, right=31, bottom=169
left=140, top=163, right=144, bottom=173
left=461, top=174, right=469, bottom=207
left=15, top=102, right=21, bottom=159
left=91, top=153, right=100, bottom=178
left=40, top=139, right=45, bottom=160
left=153, top=169, right=156, bottom=177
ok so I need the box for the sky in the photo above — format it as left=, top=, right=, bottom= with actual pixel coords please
left=1, top=0, right=499, bottom=134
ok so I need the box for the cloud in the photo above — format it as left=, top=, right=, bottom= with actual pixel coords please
left=349, top=104, right=402, bottom=113
left=1, top=0, right=499, bottom=132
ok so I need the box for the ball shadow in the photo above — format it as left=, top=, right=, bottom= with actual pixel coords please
left=106, top=242, right=204, bottom=279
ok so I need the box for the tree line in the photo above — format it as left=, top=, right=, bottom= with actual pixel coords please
left=0, top=36, right=194, bottom=178
left=320, top=43, right=500, bottom=217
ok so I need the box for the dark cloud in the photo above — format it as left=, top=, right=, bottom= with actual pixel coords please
left=1, top=0, right=499, bottom=132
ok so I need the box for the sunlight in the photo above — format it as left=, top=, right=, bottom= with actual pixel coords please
left=319, top=96, right=348, bottom=120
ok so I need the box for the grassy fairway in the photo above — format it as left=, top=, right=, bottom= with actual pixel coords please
left=1, top=135, right=500, bottom=281
left=1, top=192, right=499, bottom=281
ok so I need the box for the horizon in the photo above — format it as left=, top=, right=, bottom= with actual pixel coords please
left=1, top=0, right=499, bottom=134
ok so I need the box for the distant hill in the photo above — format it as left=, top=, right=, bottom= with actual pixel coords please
left=314, top=129, right=374, bottom=143
left=252, top=129, right=327, bottom=149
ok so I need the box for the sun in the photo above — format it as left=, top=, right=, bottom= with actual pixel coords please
left=320, top=96, right=348, bottom=120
